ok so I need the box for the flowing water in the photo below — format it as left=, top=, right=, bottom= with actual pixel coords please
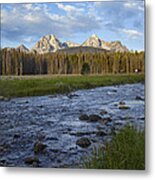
left=0, top=83, right=145, bottom=168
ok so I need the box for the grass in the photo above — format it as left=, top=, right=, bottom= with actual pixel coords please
left=84, top=126, right=145, bottom=170
left=0, top=74, right=144, bottom=98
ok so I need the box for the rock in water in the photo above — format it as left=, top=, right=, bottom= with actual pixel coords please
left=25, top=156, right=40, bottom=166
left=79, top=114, right=89, bottom=121
left=0, top=96, right=4, bottom=101
left=96, top=131, right=107, bottom=136
left=100, top=109, right=108, bottom=115
left=88, top=114, right=102, bottom=122
left=119, top=105, right=130, bottom=110
left=34, top=142, right=47, bottom=154
left=119, top=101, right=126, bottom=105
left=76, top=137, right=91, bottom=148
left=135, top=96, right=144, bottom=101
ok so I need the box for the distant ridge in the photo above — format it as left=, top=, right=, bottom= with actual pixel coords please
left=17, top=44, right=29, bottom=53
left=3, top=34, right=129, bottom=53
left=57, top=46, right=109, bottom=54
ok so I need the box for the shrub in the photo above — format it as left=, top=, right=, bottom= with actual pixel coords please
left=81, top=63, right=90, bottom=75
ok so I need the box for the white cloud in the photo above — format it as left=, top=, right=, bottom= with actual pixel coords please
left=25, top=4, right=33, bottom=10
left=1, top=2, right=144, bottom=50
left=1, top=3, right=101, bottom=47
left=121, top=28, right=143, bottom=39
left=24, top=13, right=40, bottom=23
left=124, top=2, right=136, bottom=8
left=57, top=3, right=75, bottom=12
left=23, top=36, right=34, bottom=43
left=124, top=1, right=144, bottom=11
left=56, top=3, right=84, bottom=13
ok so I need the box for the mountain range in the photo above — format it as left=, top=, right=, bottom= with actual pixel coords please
left=4, top=34, right=129, bottom=53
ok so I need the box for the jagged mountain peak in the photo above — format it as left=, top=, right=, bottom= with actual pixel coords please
left=30, top=34, right=129, bottom=53
left=82, top=35, right=128, bottom=52
left=82, top=34, right=104, bottom=48
left=42, top=34, right=58, bottom=41
left=90, top=34, right=99, bottom=39
left=16, top=44, right=29, bottom=53
left=32, top=34, right=62, bottom=53
left=62, top=41, right=80, bottom=48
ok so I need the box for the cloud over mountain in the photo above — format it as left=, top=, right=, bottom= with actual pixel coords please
left=1, top=1, right=144, bottom=51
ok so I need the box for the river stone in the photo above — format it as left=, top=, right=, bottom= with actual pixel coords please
left=88, top=114, right=102, bottom=122
left=98, top=117, right=112, bottom=124
left=119, top=105, right=130, bottom=110
left=111, top=89, right=117, bottom=92
left=0, top=145, right=7, bottom=153
left=76, top=137, right=91, bottom=148
left=135, top=96, right=144, bottom=101
left=48, top=95, right=57, bottom=98
left=100, top=109, right=108, bottom=115
left=96, top=131, right=107, bottom=136
left=34, top=142, right=47, bottom=154
left=70, top=131, right=96, bottom=136
left=0, top=96, right=5, bottom=101
left=25, top=156, right=40, bottom=165
left=14, top=133, right=20, bottom=139
left=0, top=159, right=6, bottom=166
left=79, top=114, right=89, bottom=121
left=119, top=101, right=126, bottom=105
left=68, top=93, right=79, bottom=99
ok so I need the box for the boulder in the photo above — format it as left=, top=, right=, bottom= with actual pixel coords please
left=88, top=114, right=102, bottom=122
left=25, top=156, right=40, bottom=165
left=0, top=96, right=4, bottom=101
left=119, top=105, right=130, bottom=110
left=79, top=114, right=89, bottom=121
left=135, top=96, right=144, bottom=101
left=68, top=93, right=79, bottom=99
left=100, top=109, right=108, bottom=115
left=34, top=142, right=47, bottom=154
left=76, top=137, right=91, bottom=148
left=96, top=131, right=107, bottom=136
left=70, top=131, right=96, bottom=136
left=119, top=101, right=126, bottom=105
left=99, top=117, right=112, bottom=124
left=14, top=133, right=20, bottom=139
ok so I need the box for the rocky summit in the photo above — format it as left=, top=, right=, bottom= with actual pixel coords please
left=62, top=41, right=80, bottom=48
left=17, top=44, right=29, bottom=53
left=32, top=34, right=63, bottom=53
left=82, top=34, right=106, bottom=49
left=82, top=34, right=128, bottom=52
left=4, top=34, right=129, bottom=53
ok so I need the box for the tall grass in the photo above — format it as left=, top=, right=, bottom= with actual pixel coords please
left=0, top=74, right=144, bottom=98
left=84, top=126, right=145, bottom=170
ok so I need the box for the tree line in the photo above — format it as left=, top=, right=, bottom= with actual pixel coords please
left=0, top=48, right=144, bottom=75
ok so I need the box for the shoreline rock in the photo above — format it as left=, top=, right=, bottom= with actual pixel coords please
left=76, top=137, right=91, bottom=148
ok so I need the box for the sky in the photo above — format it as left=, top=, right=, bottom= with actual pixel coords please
left=0, top=0, right=145, bottom=51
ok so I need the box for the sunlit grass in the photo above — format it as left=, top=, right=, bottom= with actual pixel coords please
left=0, top=74, right=144, bottom=98
left=84, top=126, right=145, bottom=170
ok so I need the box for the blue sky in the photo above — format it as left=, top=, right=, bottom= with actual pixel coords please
left=1, top=0, right=144, bottom=50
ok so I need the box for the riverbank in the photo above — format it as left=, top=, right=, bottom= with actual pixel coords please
left=84, top=126, right=145, bottom=170
left=0, top=74, right=144, bottom=98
